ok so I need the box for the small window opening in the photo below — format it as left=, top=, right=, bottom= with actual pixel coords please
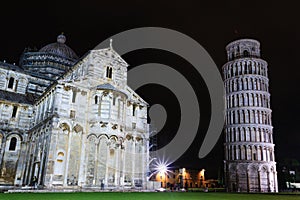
left=106, top=67, right=113, bottom=79
left=95, top=96, right=98, bottom=104
left=12, top=106, right=18, bottom=118
left=15, top=80, right=18, bottom=91
left=132, top=105, right=136, bottom=116
left=253, top=153, right=257, bottom=161
left=132, top=123, right=136, bottom=130
left=70, top=110, right=76, bottom=119
left=243, top=50, right=250, bottom=57
left=113, top=97, right=116, bottom=106
left=9, top=137, right=17, bottom=151
left=72, top=90, right=77, bottom=103
left=8, top=77, right=14, bottom=89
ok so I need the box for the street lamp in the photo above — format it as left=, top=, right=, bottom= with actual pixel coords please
left=157, top=164, right=167, bottom=175
left=157, top=164, right=167, bottom=188
left=153, top=160, right=170, bottom=189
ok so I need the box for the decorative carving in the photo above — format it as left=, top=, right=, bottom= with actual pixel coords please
left=59, top=123, right=70, bottom=133
left=73, top=124, right=83, bottom=133
left=100, top=121, right=108, bottom=127
left=126, top=135, right=132, bottom=140
left=63, top=85, right=71, bottom=91
left=112, top=124, right=118, bottom=130
left=103, top=91, right=109, bottom=96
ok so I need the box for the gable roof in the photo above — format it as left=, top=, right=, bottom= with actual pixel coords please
left=96, top=83, right=116, bottom=90
left=60, top=47, right=128, bottom=82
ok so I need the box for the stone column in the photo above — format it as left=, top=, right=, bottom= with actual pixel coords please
left=77, top=132, right=86, bottom=187
left=131, top=140, right=136, bottom=187
left=93, top=140, right=99, bottom=186
left=115, top=145, right=120, bottom=187
left=121, top=146, right=126, bottom=187
left=105, top=144, right=109, bottom=186
left=63, top=130, right=72, bottom=187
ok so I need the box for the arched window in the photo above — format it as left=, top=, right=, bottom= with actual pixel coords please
left=243, top=50, right=249, bottom=57
left=106, top=67, right=112, bottom=79
left=95, top=96, right=98, bottom=104
left=9, top=137, right=17, bottom=151
left=8, top=77, right=14, bottom=89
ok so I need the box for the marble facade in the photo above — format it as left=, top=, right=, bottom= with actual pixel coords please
left=0, top=34, right=149, bottom=189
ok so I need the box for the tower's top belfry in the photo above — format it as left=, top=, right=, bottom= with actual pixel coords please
left=226, top=39, right=261, bottom=61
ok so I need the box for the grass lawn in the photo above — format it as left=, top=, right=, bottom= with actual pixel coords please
left=1, top=192, right=300, bottom=200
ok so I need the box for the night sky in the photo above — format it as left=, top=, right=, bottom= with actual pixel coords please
left=0, top=1, right=299, bottom=178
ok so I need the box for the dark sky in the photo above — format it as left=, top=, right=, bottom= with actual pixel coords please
left=0, top=0, right=299, bottom=178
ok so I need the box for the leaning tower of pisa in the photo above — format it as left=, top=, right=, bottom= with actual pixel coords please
left=223, top=39, right=278, bottom=193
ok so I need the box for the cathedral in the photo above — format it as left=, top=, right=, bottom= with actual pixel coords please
left=0, top=34, right=149, bottom=189
left=0, top=33, right=277, bottom=193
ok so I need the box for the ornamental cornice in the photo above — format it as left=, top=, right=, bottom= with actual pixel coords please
left=225, top=90, right=270, bottom=97
left=224, top=124, right=273, bottom=130
left=224, top=74, right=269, bottom=82
left=224, top=142, right=275, bottom=148
left=226, top=106, right=272, bottom=112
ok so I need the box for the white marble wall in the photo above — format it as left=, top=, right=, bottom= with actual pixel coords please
left=22, top=47, right=149, bottom=189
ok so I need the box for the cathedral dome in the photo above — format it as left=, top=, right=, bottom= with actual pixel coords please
left=39, top=34, right=79, bottom=60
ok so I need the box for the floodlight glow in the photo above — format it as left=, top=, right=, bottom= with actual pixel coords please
left=157, top=164, right=167, bottom=174
left=153, top=159, right=172, bottom=174
left=147, top=159, right=174, bottom=180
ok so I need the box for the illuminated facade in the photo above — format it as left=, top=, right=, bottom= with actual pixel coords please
left=223, top=39, right=278, bottom=193
left=0, top=34, right=149, bottom=189
left=153, top=168, right=206, bottom=188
